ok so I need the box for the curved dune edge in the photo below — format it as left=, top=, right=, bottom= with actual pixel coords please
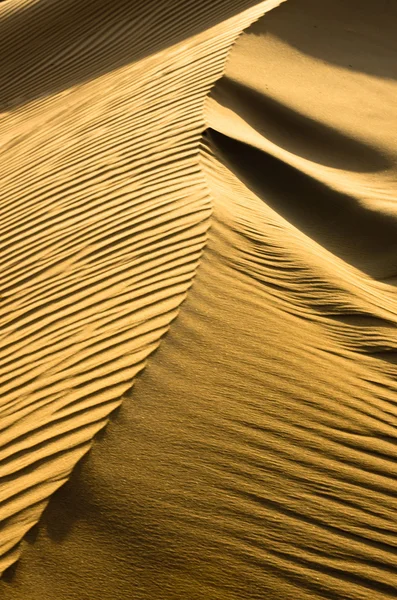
left=3, top=108, right=396, bottom=597
left=0, top=0, right=286, bottom=574
left=194, top=5, right=397, bottom=594
left=201, top=0, right=397, bottom=364
left=1, top=2, right=397, bottom=597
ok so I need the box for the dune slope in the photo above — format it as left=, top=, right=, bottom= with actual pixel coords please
left=0, top=0, right=284, bottom=574
left=1, top=0, right=397, bottom=598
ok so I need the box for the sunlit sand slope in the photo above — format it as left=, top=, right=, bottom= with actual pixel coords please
left=3, top=142, right=396, bottom=598
left=1, top=0, right=397, bottom=598
left=0, top=0, right=284, bottom=573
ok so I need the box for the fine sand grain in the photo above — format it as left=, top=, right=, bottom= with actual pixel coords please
left=1, top=0, right=397, bottom=598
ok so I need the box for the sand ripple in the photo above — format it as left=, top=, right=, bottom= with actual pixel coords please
left=1, top=0, right=397, bottom=598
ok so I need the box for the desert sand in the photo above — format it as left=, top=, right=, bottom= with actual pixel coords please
left=1, top=0, right=396, bottom=598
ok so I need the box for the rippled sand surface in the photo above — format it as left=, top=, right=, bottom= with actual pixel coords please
left=1, top=1, right=397, bottom=598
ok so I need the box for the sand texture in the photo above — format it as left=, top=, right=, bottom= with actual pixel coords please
left=1, top=0, right=397, bottom=598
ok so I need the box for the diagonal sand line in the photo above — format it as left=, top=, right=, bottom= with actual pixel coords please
left=0, top=0, right=286, bottom=575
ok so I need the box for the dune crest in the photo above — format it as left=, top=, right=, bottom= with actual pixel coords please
left=0, top=0, right=286, bottom=575
left=2, top=0, right=397, bottom=598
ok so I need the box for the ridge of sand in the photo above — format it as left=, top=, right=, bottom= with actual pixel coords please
left=0, top=0, right=285, bottom=575
left=1, top=0, right=397, bottom=598
left=3, top=137, right=396, bottom=599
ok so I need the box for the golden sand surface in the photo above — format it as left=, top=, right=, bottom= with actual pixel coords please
left=1, top=0, right=396, bottom=598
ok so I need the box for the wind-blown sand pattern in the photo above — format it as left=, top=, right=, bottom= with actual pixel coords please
left=0, top=0, right=284, bottom=574
left=1, top=0, right=397, bottom=598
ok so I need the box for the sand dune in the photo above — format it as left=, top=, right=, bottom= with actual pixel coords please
left=1, top=0, right=397, bottom=598
left=0, top=0, right=285, bottom=575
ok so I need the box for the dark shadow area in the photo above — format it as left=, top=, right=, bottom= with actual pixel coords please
left=246, top=0, right=397, bottom=80
left=1, top=525, right=40, bottom=583
left=2, top=561, right=18, bottom=585
left=40, top=403, right=123, bottom=544
left=0, top=0, right=263, bottom=111
left=210, top=77, right=392, bottom=173
left=206, top=129, right=397, bottom=279
left=40, top=457, right=90, bottom=544
left=24, top=524, right=40, bottom=545
left=0, top=402, right=124, bottom=585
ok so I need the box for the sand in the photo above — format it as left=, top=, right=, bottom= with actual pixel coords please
left=1, top=0, right=396, bottom=598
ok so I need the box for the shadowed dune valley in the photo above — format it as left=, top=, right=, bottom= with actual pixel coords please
left=1, top=0, right=397, bottom=598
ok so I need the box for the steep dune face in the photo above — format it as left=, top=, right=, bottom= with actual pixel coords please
left=1, top=0, right=397, bottom=599
left=0, top=0, right=284, bottom=574
left=205, top=0, right=397, bottom=280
